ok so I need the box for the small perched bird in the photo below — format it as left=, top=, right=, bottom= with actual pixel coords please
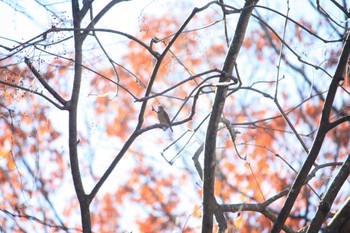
left=157, top=105, right=173, bottom=132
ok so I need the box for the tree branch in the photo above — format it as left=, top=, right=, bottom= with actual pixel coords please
left=81, top=0, right=131, bottom=41
left=87, top=1, right=220, bottom=205
left=202, top=1, right=258, bottom=232
left=69, top=0, right=91, bottom=231
left=271, top=30, right=350, bottom=233
left=323, top=197, right=350, bottom=233
left=307, top=154, right=350, bottom=233
left=328, top=114, right=350, bottom=130
left=0, top=79, right=65, bottom=110
left=24, top=57, right=68, bottom=107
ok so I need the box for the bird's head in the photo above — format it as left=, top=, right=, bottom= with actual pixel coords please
left=158, top=105, right=164, bottom=111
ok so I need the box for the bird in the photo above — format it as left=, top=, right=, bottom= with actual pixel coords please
left=157, top=105, right=173, bottom=132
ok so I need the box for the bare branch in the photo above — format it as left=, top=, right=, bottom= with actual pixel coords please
left=87, top=1, right=221, bottom=204
left=328, top=114, right=350, bottom=130
left=0, top=208, right=82, bottom=232
left=192, top=143, right=204, bottom=180
left=202, top=1, right=258, bottom=232
left=0, top=79, right=66, bottom=110
left=81, top=0, right=131, bottom=41
left=323, top=197, right=350, bottom=233
left=272, top=29, right=350, bottom=233
left=307, top=154, right=350, bottom=232
left=24, top=57, right=67, bottom=107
